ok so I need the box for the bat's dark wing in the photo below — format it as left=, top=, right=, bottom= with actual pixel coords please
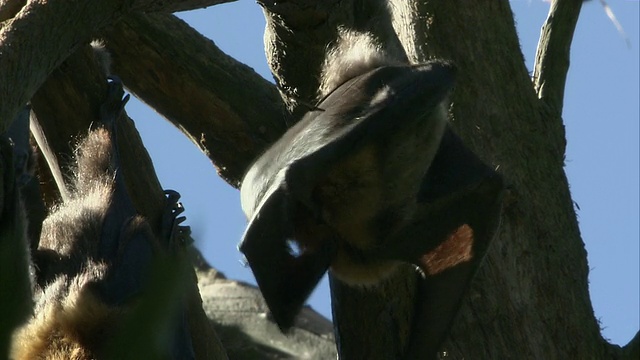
left=240, top=187, right=337, bottom=331
left=384, top=129, right=505, bottom=358
left=284, top=62, right=456, bottom=207
left=95, top=78, right=195, bottom=359
left=239, top=62, right=456, bottom=331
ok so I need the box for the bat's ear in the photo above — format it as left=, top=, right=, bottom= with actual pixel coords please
left=239, top=189, right=335, bottom=331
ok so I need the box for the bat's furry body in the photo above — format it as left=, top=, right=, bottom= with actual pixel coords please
left=240, top=30, right=458, bottom=329
left=12, top=263, right=121, bottom=359
left=317, top=33, right=452, bottom=285
left=11, top=127, right=147, bottom=360
left=9, top=80, right=194, bottom=359
left=240, top=30, right=505, bottom=360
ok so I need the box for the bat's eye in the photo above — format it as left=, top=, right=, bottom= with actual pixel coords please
left=286, top=239, right=303, bottom=258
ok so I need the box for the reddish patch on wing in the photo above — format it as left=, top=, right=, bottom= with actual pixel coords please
left=421, top=224, right=474, bottom=275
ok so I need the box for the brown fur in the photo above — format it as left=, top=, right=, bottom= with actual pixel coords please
left=314, top=143, right=401, bottom=285
left=316, top=34, right=448, bottom=285
left=318, top=29, right=401, bottom=98
left=11, top=264, right=124, bottom=360
left=33, top=128, right=114, bottom=288
left=10, top=126, right=154, bottom=359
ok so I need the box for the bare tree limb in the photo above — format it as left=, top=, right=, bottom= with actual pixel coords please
left=0, top=0, right=236, bottom=133
left=0, top=0, right=26, bottom=22
left=532, top=0, right=583, bottom=116
left=0, top=0, right=134, bottom=131
left=198, top=272, right=338, bottom=359
left=101, top=13, right=287, bottom=186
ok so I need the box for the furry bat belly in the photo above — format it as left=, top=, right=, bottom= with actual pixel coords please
left=238, top=30, right=505, bottom=358
left=9, top=78, right=194, bottom=360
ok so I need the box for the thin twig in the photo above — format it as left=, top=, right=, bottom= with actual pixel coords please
left=532, top=0, right=583, bottom=116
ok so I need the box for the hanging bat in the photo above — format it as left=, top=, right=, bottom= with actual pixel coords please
left=238, top=29, right=504, bottom=356
left=10, top=77, right=195, bottom=360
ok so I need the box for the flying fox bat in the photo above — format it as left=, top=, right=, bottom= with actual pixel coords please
left=239, top=31, right=504, bottom=355
left=10, top=77, right=195, bottom=360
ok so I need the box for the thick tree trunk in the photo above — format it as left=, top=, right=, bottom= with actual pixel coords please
left=389, top=1, right=619, bottom=358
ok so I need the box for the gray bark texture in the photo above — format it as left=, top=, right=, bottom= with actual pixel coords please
left=0, top=0, right=637, bottom=359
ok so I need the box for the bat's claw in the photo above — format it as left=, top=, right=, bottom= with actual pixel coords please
left=100, top=76, right=130, bottom=128
left=164, top=189, right=181, bottom=203
left=162, top=190, right=193, bottom=248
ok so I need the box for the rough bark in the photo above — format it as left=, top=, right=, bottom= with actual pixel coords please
left=196, top=264, right=338, bottom=359
left=142, top=0, right=235, bottom=14
left=0, top=0, right=25, bottom=22
left=390, top=0, right=620, bottom=358
left=0, top=0, right=233, bottom=133
left=621, top=332, right=639, bottom=360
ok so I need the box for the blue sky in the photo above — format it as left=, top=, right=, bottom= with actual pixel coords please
left=124, top=0, right=639, bottom=346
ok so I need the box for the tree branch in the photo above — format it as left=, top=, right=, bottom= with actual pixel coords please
left=101, top=13, right=287, bottom=186
left=532, top=0, right=583, bottom=116
left=0, top=0, right=132, bottom=131
left=0, top=0, right=234, bottom=133
left=621, top=331, right=639, bottom=360
left=198, top=270, right=337, bottom=359
left=0, top=0, right=26, bottom=22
